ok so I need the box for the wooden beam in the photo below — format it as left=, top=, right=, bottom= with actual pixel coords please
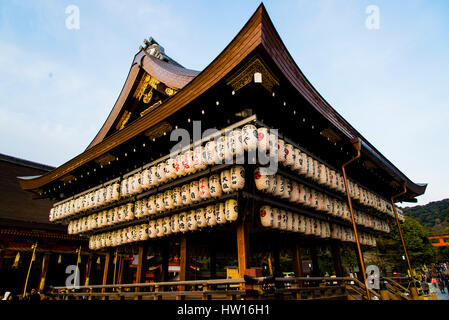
left=38, top=253, right=50, bottom=292
left=330, top=242, right=344, bottom=277
left=236, top=218, right=250, bottom=278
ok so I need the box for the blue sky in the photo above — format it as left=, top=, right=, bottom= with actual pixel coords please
left=0, top=0, right=448, bottom=207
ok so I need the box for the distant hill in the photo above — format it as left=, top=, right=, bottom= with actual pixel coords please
left=402, top=199, right=449, bottom=235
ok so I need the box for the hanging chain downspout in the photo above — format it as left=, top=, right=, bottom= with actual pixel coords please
left=341, top=138, right=371, bottom=300
left=391, top=183, right=417, bottom=292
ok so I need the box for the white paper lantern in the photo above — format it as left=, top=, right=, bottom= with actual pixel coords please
left=292, top=148, right=302, bottom=171
left=112, top=182, right=120, bottom=201
left=313, top=160, right=320, bottom=182
left=205, top=205, right=216, bottom=226
left=163, top=216, right=171, bottom=235
left=164, top=158, right=177, bottom=180
left=257, top=127, right=270, bottom=152
left=148, top=220, right=157, bottom=238
left=175, top=154, right=185, bottom=177
left=193, top=146, right=207, bottom=171
left=155, top=219, right=164, bottom=237
left=220, top=170, right=232, bottom=193
left=163, top=190, right=174, bottom=210
left=216, top=136, right=226, bottom=163
left=172, top=187, right=182, bottom=207
left=225, top=199, right=238, bottom=222
left=139, top=223, right=149, bottom=241
left=318, top=164, right=328, bottom=185
left=178, top=212, right=188, bottom=232
left=277, top=139, right=286, bottom=164
left=209, top=174, right=222, bottom=197
left=268, top=173, right=277, bottom=195
left=297, top=184, right=306, bottom=204
left=297, top=215, right=306, bottom=233
left=183, top=150, right=195, bottom=174
left=142, top=168, right=151, bottom=189
left=290, top=181, right=300, bottom=203
left=170, top=214, right=180, bottom=233
left=282, top=178, right=292, bottom=199
left=205, top=141, right=218, bottom=165
left=156, top=162, right=167, bottom=185
left=135, top=200, right=143, bottom=219
left=317, top=192, right=326, bottom=211
left=273, top=208, right=282, bottom=229
left=287, top=212, right=294, bottom=231
left=273, top=175, right=285, bottom=197
left=229, top=129, right=244, bottom=157
left=305, top=217, right=313, bottom=235
left=155, top=193, right=165, bottom=212
left=254, top=167, right=270, bottom=192
left=195, top=208, right=207, bottom=228
left=285, top=144, right=294, bottom=167
left=189, top=180, right=200, bottom=203
left=215, top=202, right=226, bottom=224
left=279, top=210, right=288, bottom=230
left=230, top=166, right=245, bottom=190
left=187, top=210, right=198, bottom=231
left=198, top=177, right=210, bottom=200
left=242, top=124, right=258, bottom=151
left=135, top=172, right=143, bottom=194
left=181, top=184, right=192, bottom=205
left=305, top=156, right=313, bottom=179
left=260, top=205, right=274, bottom=227
left=147, top=195, right=157, bottom=215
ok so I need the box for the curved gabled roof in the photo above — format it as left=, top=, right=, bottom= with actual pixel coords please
left=86, top=50, right=199, bottom=150
left=18, top=4, right=426, bottom=201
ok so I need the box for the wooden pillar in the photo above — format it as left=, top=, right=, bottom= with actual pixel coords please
left=236, top=218, right=250, bottom=278
left=117, top=255, right=125, bottom=285
left=330, top=242, right=344, bottom=277
left=84, top=254, right=93, bottom=286
left=179, top=234, right=189, bottom=282
left=292, top=241, right=304, bottom=277
left=135, top=245, right=148, bottom=299
left=38, top=253, right=50, bottom=292
left=102, top=251, right=111, bottom=297
left=310, top=246, right=320, bottom=277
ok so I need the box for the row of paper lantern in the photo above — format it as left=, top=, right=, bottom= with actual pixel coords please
left=254, top=168, right=390, bottom=233
left=266, top=140, right=395, bottom=217
left=50, top=123, right=394, bottom=222
left=51, top=123, right=256, bottom=220
left=88, top=199, right=239, bottom=250
left=259, top=205, right=377, bottom=247
left=67, top=166, right=245, bottom=234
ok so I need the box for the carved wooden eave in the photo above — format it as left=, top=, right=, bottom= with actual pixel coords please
left=226, top=56, right=279, bottom=93
left=18, top=4, right=426, bottom=202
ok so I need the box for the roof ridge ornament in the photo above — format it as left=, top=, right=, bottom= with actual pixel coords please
left=140, top=37, right=169, bottom=62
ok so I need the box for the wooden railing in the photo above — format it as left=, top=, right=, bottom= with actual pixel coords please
left=49, top=276, right=423, bottom=300
left=49, top=278, right=246, bottom=300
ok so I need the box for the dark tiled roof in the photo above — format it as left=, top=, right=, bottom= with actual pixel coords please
left=0, top=156, right=57, bottom=228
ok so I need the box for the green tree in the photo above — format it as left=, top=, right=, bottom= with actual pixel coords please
left=376, top=216, right=436, bottom=274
